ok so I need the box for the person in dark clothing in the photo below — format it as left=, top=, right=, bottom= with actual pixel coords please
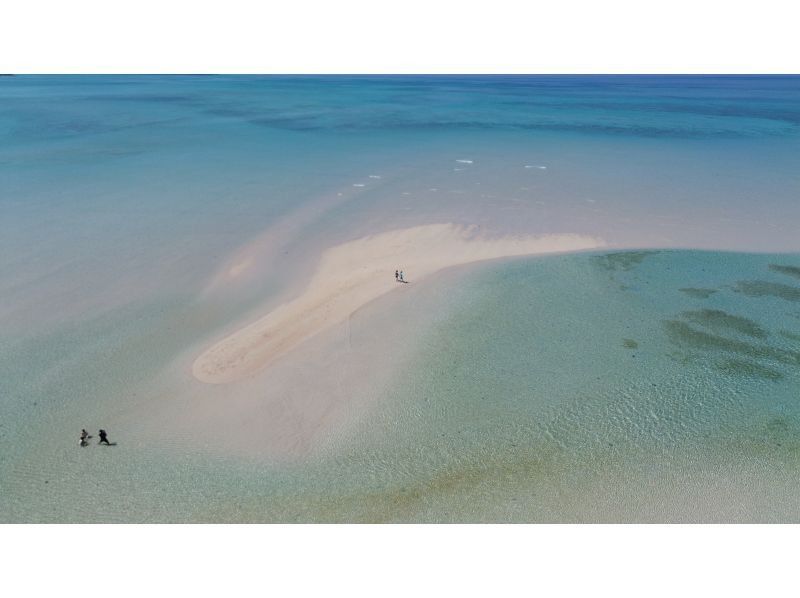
left=80, top=429, right=90, bottom=447
left=98, top=429, right=111, bottom=445
left=395, top=269, right=399, bottom=282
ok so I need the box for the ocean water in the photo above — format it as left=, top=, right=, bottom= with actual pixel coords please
left=1, top=75, right=799, bottom=522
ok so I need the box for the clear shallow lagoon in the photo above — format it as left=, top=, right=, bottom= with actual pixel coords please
left=1, top=76, right=799, bottom=522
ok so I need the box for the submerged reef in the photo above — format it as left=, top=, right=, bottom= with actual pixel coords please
left=664, top=260, right=800, bottom=382
left=769, top=264, right=800, bottom=280
left=663, top=320, right=800, bottom=366
left=679, top=287, right=718, bottom=299
left=594, top=250, right=659, bottom=272
left=680, top=309, right=768, bottom=339
left=734, top=281, right=800, bottom=302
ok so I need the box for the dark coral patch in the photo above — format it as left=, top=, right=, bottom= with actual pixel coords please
left=663, top=320, right=800, bottom=366
left=734, top=281, right=800, bottom=303
left=769, top=264, right=800, bottom=280
left=680, top=309, right=767, bottom=339
left=594, top=251, right=659, bottom=272
left=678, top=287, right=717, bottom=299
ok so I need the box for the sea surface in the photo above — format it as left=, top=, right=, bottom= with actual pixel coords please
left=1, top=75, right=799, bottom=522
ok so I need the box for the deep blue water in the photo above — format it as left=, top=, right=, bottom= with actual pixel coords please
left=3, top=75, right=800, bottom=139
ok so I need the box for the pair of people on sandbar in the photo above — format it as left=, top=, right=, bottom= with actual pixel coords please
left=80, top=428, right=112, bottom=447
left=394, top=269, right=407, bottom=283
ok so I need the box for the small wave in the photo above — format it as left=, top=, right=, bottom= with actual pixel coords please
left=368, top=175, right=381, bottom=179
left=353, top=183, right=366, bottom=187
left=456, top=159, right=473, bottom=164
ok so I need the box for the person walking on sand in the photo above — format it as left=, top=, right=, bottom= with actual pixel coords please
left=395, top=269, right=399, bottom=282
left=98, top=429, right=111, bottom=445
left=80, top=429, right=90, bottom=447
left=399, top=270, right=405, bottom=283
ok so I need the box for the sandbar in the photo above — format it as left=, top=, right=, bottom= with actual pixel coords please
left=193, top=223, right=604, bottom=383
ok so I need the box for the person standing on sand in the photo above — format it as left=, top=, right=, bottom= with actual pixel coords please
left=399, top=270, right=405, bottom=283
left=98, top=429, right=111, bottom=445
left=395, top=269, right=399, bottom=282
left=80, top=429, right=90, bottom=447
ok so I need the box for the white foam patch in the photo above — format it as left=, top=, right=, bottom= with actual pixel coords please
left=368, top=175, right=381, bottom=179
left=525, top=165, right=547, bottom=170
left=456, top=159, right=473, bottom=164
left=353, top=184, right=366, bottom=187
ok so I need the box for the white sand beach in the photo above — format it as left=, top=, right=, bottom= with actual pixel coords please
left=193, top=223, right=604, bottom=384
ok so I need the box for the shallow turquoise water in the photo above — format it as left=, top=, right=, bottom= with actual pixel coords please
left=253, top=249, right=799, bottom=523
left=3, top=249, right=799, bottom=522
left=1, top=76, right=800, bottom=521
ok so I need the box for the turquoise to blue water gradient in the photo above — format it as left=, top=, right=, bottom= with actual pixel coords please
left=1, top=76, right=799, bottom=521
